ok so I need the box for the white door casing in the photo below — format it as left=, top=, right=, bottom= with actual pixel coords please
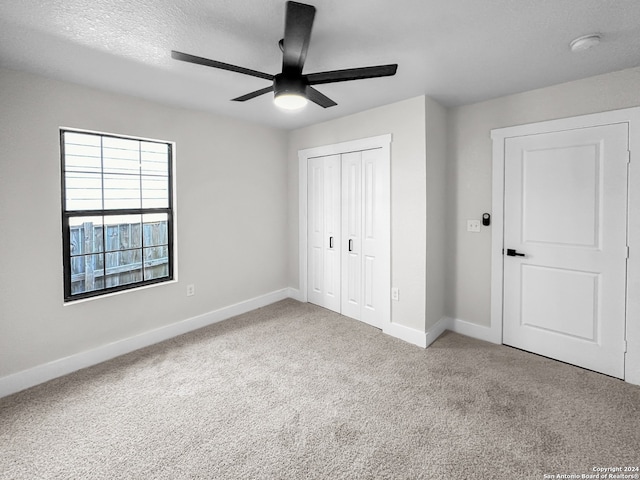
left=502, top=124, right=628, bottom=378
left=492, top=107, right=640, bottom=385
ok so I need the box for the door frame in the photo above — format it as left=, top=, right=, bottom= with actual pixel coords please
left=491, top=107, right=640, bottom=385
left=298, top=134, right=392, bottom=325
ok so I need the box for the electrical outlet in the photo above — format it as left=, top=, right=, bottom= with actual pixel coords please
left=186, top=284, right=195, bottom=297
left=391, top=287, right=399, bottom=301
left=467, top=220, right=481, bottom=233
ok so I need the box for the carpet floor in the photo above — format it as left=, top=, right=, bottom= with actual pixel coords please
left=1, top=299, right=639, bottom=479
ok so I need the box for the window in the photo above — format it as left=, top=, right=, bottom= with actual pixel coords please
left=61, top=129, right=174, bottom=301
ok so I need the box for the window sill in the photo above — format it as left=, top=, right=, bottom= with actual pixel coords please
left=63, top=278, right=178, bottom=306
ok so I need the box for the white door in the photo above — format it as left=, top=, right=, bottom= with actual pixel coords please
left=341, top=152, right=363, bottom=321
left=307, top=147, right=390, bottom=329
left=360, top=148, right=390, bottom=329
left=503, top=123, right=629, bottom=378
left=341, top=149, right=389, bottom=328
left=307, top=155, right=341, bottom=313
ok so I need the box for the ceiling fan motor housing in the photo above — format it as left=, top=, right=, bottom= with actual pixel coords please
left=274, top=73, right=306, bottom=98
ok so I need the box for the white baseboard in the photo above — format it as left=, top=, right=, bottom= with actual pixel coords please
left=447, top=316, right=502, bottom=344
left=425, top=317, right=453, bottom=347
left=383, top=322, right=427, bottom=348
left=0, top=288, right=291, bottom=399
left=382, top=317, right=452, bottom=349
left=1, top=292, right=511, bottom=399
left=286, top=287, right=303, bottom=302
left=383, top=316, right=499, bottom=349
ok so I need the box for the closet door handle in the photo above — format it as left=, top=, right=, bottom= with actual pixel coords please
left=348, top=239, right=353, bottom=252
left=329, top=236, right=334, bottom=248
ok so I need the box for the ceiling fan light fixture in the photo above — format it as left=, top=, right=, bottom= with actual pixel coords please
left=273, top=73, right=307, bottom=110
left=274, top=92, right=308, bottom=110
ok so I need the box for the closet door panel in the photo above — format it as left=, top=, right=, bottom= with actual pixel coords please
left=360, top=148, right=388, bottom=328
left=307, top=158, right=324, bottom=306
left=342, top=152, right=362, bottom=320
left=323, top=155, right=341, bottom=312
left=307, top=155, right=341, bottom=312
left=306, top=143, right=389, bottom=329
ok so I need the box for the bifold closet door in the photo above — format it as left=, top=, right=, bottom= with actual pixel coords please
left=307, top=155, right=341, bottom=313
left=341, top=152, right=362, bottom=320
left=307, top=147, right=389, bottom=329
left=342, top=149, right=388, bottom=329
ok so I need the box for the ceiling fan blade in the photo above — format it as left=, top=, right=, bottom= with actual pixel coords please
left=232, top=86, right=274, bottom=102
left=306, top=64, right=398, bottom=85
left=171, top=50, right=273, bottom=81
left=305, top=86, right=337, bottom=108
left=282, top=1, right=315, bottom=74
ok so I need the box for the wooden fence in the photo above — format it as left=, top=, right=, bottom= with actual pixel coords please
left=69, top=220, right=169, bottom=294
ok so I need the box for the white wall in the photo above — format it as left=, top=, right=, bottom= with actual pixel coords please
left=425, top=97, right=447, bottom=330
left=0, top=68, right=289, bottom=378
left=288, top=97, right=428, bottom=331
left=446, top=66, right=640, bottom=327
left=9, top=60, right=640, bottom=388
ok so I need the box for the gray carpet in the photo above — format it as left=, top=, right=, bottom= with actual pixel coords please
left=1, top=299, right=639, bottom=479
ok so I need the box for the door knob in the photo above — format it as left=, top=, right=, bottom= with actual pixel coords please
left=506, top=248, right=525, bottom=257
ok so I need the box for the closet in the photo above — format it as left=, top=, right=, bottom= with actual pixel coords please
left=305, top=141, right=390, bottom=330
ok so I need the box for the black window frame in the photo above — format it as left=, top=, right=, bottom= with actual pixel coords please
left=60, top=128, right=174, bottom=302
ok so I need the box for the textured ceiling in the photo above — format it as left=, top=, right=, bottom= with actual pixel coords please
left=1, top=0, right=639, bottom=130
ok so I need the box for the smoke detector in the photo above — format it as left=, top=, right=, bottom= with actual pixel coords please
left=570, top=34, right=601, bottom=52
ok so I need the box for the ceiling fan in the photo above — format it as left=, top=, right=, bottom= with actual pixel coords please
left=171, top=1, right=398, bottom=110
